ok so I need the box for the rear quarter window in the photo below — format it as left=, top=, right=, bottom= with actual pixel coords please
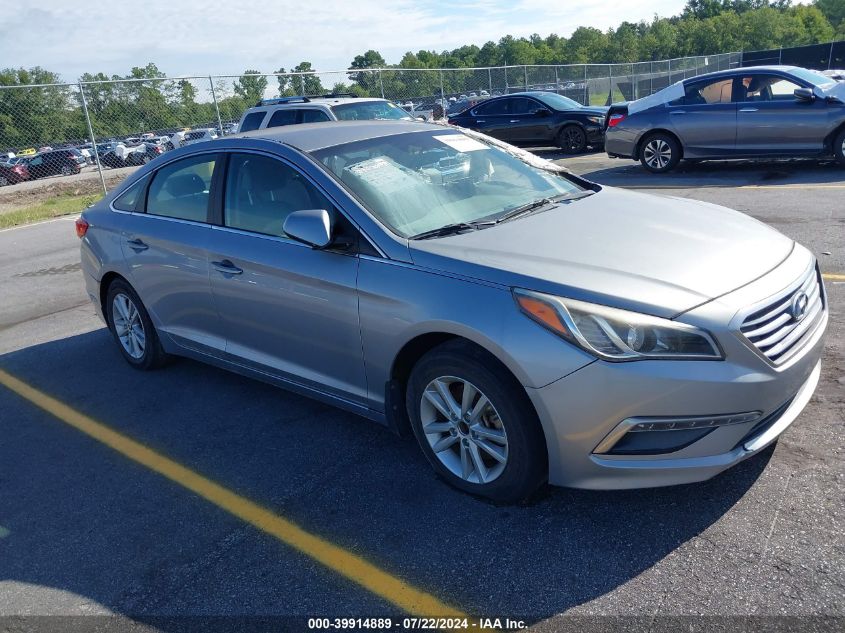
left=239, top=111, right=266, bottom=132
left=267, top=110, right=298, bottom=127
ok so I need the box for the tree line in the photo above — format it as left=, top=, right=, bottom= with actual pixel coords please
left=1, top=1, right=843, bottom=150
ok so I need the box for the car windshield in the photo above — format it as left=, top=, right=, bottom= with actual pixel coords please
left=789, top=67, right=837, bottom=88
left=311, top=130, right=586, bottom=238
left=531, top=92, right=582, bottom=110
left=331, top=101, right=412, bottom=121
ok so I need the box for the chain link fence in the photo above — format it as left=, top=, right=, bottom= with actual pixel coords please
left=0, top=52, right=740, bottom=193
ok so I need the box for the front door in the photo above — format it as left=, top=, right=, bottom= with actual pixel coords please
left=205, top=152, right=367, bottom=403
left=735, top=73, right=830, bottom=155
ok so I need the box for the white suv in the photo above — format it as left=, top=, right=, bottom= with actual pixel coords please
left=237, top=95, right=414, bottom=132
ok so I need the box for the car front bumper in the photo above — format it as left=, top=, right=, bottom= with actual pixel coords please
left=526, top=249, right=827, bottom=489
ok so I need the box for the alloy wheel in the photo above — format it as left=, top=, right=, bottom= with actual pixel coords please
left=0, top=176, right=8, bottom=186
left=562, top=127, right=585, bottom=152
left=112, top=293, right=146, bottom=360
left=643, top=139, right=672, bottom=170
left=61, top=165, right=72, bottom=176
left=419, top=376, right=508, bottom=484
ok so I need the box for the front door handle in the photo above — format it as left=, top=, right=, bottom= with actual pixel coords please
left=211, top=259, right=243, bottom=275
left=509, top=119, right=520, bottom=123
left=669, top=110, right=687, bottom=115
left=126, top=238, right=148, bottom=251
left=739, top=107, right=759, bottom=112
left=475, top=119, right=485, bottom=123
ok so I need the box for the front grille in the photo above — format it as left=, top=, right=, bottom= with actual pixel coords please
left=739, top=265, right=825, bottom=365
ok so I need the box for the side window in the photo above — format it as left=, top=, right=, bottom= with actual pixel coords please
left=266, top=109, right=298, bottom=128
left=28, top=156, right=43, bottom=167
left=239, top=111, right=266, bottom=132
left=738, top=74, right=802, bottom=102
left=510, top=98, right=540, bottom=115
left=301, top=109, right=331, bottom=123
left=147, top=154, right=216, bottom=222
left=112, top=177, right=148, bottom=212
left=224, top=153, right=333, bottom=237
left=679, top=78, right=733, bottom=105
left=473, top=99, right=508, bottom=116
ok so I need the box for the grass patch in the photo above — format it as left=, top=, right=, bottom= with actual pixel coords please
left=0, top=192, right=103, bottom=230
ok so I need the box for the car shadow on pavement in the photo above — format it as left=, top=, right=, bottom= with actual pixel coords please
left=0, top=329, right=774, bottom=626
left=573, top=157, right=844, bottom=189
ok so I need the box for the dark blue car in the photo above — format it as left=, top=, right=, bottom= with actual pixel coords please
left=448, top=91, right=607, bottom=154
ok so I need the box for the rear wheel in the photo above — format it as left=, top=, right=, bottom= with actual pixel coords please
left=834, top=128, right=845, bottom=167
left=0, top=176, right=8, bottom=187
left=106, top=279, right=169, bottom=370
left=407, top=340, right=547, bottom=503
left=639, top=132, right=681, bottom=173
left=558, top=124, right=587, bottom=154
left=61, top=165, right=72, bottom=176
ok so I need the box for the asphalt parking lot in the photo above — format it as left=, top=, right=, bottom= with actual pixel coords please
left=0, top=153, right=843, bottom=631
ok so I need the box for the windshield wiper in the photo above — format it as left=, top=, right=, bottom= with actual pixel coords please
left=494, top=191, right=595, bottom=224
left=410, top=220, right=495, bottom=240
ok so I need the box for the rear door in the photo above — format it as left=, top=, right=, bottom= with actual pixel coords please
left=205, top=151, right=367, bottom=403
left=120, top=152, right=225, bottom=355
left=734, top=72, right=830, bottom=155
left=667, top=76, right=737, bottom=156
left=463, top=98, right=511, bottom=138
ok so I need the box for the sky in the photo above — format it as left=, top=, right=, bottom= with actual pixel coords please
left=0, top=0, right=687, bottom=81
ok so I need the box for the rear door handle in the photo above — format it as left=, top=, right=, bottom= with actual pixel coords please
left=509, top=119, right=520, bottom=123
left=739, top=107, right=759, bottom=112
left=211, top=259, right=243, bottom=275
left=669, top=110, right=687, bottom=115
left=125, top=238, right=148, bottom=251
left=475, top=119, right=485, bottom=123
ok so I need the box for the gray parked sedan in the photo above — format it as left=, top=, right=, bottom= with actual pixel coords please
left=605, top=65, right=845, bottom=172
left=77, top=121, right=827, bottom=502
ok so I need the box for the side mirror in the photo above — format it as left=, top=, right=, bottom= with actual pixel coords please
left=533, top=108, right=551, bottom=117
left=283, top=209, right=333, bottom=248
left=794, top=87, right=815, bottom=103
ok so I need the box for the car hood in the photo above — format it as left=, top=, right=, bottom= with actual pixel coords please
left=408, top=187, right=794, bottom=318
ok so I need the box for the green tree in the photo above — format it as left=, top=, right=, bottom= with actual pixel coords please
left=233, top=70, right=268, bottom=105
left=293, top=61, right=324, bottom=95
left=813, top=0, right=844, bottom=30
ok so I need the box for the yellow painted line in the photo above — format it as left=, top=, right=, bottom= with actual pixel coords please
left=0, top=367, right=466, bottom=618
left=823, top=273, right=845, bottom=281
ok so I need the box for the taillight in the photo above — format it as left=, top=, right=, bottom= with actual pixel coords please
left=607, top=113, right=626, bottom=128
left=75, top=217, right=89, bottom=238
left=12, top=165, right=24, bottom=174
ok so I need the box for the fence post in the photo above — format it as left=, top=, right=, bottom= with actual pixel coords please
left=829, top=41, right=835, bottom=69
left=608, top=65, right=613, bottom=106
left=554, top=66, right=558, bottom=90
left=78, top=82, right=107, bottom=196
left=378, top=69, right=385, bottom=99
left=650, top=61, right=653, bottom=96
left=209, top=76, right=224, bottom=136
left=298, top=74, right=305, bottom=96
left=439, top=69, right=445, bottom=108
left=523, top=65, right=528, bottom=90
left=583, top=65, right=587, bottom=105
left=488, top=68, right=493, bottom=95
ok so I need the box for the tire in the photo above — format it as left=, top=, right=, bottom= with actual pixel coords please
left=406, top=340, right=547, bottom=503
left=105, top=279, right=169, bottom=370
left=639, top=132, right=681, bottom=173
left=61, top=165, right=72, bottom=176
left=0, top=176, right=8, bottom=187
left=558, top=124, right=587, bottom=154
left=142, top=154, right=151, bottom=164
left=834, top=128, right=845, bottom=167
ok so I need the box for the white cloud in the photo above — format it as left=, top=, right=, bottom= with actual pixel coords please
left=0, top=0, right=687, bottom=81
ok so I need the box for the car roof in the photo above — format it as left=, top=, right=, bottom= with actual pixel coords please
left=250, top=97, right=387, bottom=110
left=231, top=119, right=441, bottom=152
left=682, top=65, right=801, bottom=82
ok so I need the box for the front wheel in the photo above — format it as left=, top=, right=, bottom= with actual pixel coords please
left=407, top=340, right=547, bottom=503
left=558, top=124, right=587, bottom=154
left=61, top=165, right=73, bottom=176
left=834, top=128, right=845, bottom=167
left=106, top=279, right=169, bottom=370
left=639, top=132, right=681, bottom=173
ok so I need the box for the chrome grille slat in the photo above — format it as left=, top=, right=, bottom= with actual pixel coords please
left=739, top=266, right=824, bottom=365
left=764, top=301, right=823, bottom=359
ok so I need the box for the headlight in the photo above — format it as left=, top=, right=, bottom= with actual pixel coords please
left=586, top=116, right=605, bottom=125
left=513, top=289, right=722, bottom=361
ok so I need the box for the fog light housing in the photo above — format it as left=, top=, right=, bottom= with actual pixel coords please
left=594, top=411, right=762, bottom=455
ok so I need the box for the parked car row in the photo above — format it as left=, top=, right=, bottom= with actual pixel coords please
left=0, top=148, right=85, bottom=186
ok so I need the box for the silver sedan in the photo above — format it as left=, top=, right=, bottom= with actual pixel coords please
left=77, top=121, right=827, bottom=503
